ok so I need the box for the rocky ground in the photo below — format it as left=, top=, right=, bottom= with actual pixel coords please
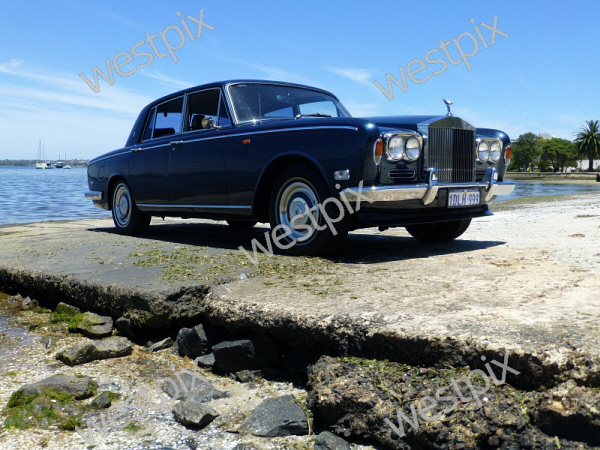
left=0, top=191, right=599, bottom=449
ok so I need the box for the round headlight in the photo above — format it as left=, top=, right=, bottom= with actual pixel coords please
left=405, top=136, right=421, bottom=161
left=388, top=136, right=405, bottom=160
left=490, top=141, right=502, bottom=162
left=478, top=140, right=490, bottom=161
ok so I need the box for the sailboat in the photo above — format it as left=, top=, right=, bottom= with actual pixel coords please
left=63, top=153, right=72, bottom=169
left=35, top=141, right=46, bottom=169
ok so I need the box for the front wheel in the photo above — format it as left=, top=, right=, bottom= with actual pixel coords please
left=111, top=182, right=151, bottom=235
left=268, top=165, right=348, bottom=256
left=405, top=219, right=471, bottom=242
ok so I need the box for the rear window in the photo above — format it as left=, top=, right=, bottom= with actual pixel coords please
left=142, top=96, right=184, bottom=141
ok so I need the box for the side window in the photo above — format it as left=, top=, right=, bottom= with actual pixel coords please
left=142, top=107, right=156, bottom=141
left=154, top=96, right=184, bottom=138
left=218, top=97, right=231, bottom=127
left=185, top=89, right=220, bottom=131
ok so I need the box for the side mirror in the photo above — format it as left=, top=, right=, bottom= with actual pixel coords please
left=201, top=117, right=215, bottom=129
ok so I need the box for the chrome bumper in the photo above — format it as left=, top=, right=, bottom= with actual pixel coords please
left=342, top=167, right=515, bottom=205
left=84, top=191, right=103, bottom=201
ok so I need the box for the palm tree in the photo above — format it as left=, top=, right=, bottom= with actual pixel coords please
left=574, top=120, right=600, bottom=171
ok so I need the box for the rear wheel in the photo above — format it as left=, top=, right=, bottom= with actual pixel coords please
left=405, top=219, right=471, bottom=242
left=268, top=165, right=348, bottom=256
left=111, top=181, right=151, bottom=235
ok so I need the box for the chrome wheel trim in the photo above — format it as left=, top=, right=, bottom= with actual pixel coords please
left=278, top=181, right=320, bottom=243
left=113, top=184, right=132, bottom=228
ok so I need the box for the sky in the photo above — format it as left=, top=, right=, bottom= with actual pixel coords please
left=0, top=0, right=598, bottom=161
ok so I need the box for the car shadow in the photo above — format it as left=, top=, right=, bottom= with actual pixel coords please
left=91, top=220, right=506, bottom=265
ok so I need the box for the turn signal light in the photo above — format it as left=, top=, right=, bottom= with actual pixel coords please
left=373, top=138, right=383, bottom=165
left=505, top=144, right=512, bottom=163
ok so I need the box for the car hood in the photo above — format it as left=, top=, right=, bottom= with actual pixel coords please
left=364, top=115, right=444, bottom=133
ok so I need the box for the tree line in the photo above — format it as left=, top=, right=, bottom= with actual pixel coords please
left=508, top=120, right=600, bottom=172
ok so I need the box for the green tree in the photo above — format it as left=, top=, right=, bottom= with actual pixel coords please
left=573, top=120, right=600, bottom=171
left=509, top=132, right=541, bottom=171
left=541, top=138, right=578, bottom=172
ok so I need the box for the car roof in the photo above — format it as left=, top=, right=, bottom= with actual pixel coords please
left=147, top=80, right=339, bottom=108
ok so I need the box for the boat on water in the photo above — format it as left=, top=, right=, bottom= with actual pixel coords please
left=35, top=141, right=46, bottom=169
left=63, top=164, right=72, bottom=169
left=55, top=161, right=65, bottom=168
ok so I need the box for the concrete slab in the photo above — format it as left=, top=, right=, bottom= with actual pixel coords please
left=1, top=194, right=599, bottom=387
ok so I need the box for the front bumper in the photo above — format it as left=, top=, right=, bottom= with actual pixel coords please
left=342, top=167, right=514, bottom=205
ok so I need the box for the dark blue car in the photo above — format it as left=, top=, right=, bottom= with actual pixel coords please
left=85, top=80, right=514, bottom=255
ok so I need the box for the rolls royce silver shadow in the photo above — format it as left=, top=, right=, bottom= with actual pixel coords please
left=85, top=80, right=515, bottom=255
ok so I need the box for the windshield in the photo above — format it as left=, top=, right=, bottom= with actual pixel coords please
left=228, top=83, right=351, bottom=124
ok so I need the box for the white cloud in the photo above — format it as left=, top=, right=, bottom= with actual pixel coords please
left=326, top=67, right=374, bottom=87
left=0, top=60, right=155, bottom=159
left=139, top=70, right=192, bottom=90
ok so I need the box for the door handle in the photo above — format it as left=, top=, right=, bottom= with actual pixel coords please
left=169, top=141, right=184, bottom=145
left=131, top=148, right=142, bottom=153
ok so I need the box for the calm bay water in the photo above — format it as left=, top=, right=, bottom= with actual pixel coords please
left=0, top=166, right=111, bottom=226
left=0, top=166, right=598, bottom=226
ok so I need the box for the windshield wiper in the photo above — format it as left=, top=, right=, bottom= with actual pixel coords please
left=295, top=113, right=331, bottom=119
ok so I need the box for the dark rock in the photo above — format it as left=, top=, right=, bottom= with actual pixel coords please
left=115, top=317, right=136, bottom=339
left=314, top=431, right=351, bottom=450
left=237, top=394, right=308, bottom=437
left=307, top=355, right=588, bottom=450
left=172, top=401, right=218, bottom=429
left=147, top=337, right=174, bottom=353
left=69, top=312, right=113, bottom=339
left=55, top=302, right=81, bottom=316
left=162, top=371, right=229, bottom=403
left=212, top=336, right=280, bottom=374
left=56, top=336, right=133, bottom=366
left=236, top=370, right=262, bottom=383
left=195, top=353, right=215, bottom=369
left=283, top=347, right=316, bottom=376
left=534, top=381, right=600, bottom=446
left=174, top=324, right=209, bottom=359
left=20, top=296, right=37, bottom=309
left=90, top=391, right=115, bottom=409
left=9, top=374, right=95, bottom=405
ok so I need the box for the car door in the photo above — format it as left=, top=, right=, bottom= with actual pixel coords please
left=129, top=96, right=184, bottom=205
left=168, top=88, right=231, bottom=209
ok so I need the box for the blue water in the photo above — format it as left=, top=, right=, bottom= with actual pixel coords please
left=0, top=166, right=111, bottom=226
left=0, top=167, right=598, bottom=226
left=501, top=178, right=600, bottom=202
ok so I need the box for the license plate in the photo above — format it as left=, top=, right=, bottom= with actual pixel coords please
left=448, top=189, right=480, bottom=207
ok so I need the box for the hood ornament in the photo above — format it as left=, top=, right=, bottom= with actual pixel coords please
left=443, top=99, right=453, bottom=117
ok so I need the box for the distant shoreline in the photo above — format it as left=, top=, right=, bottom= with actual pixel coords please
left=506, top=172, right=599, bottom=183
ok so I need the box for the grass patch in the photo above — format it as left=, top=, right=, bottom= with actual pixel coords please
left=68, top=313, right=94, bottom=332
left=4, top=387, right=91, bottom=430
left=123, top=421, right=142, bottom=431
left=49, top=304, right=79, bottom=324
left=128, top=246, right=335, bottom=284
left=59, top=418, right=83, bottom=430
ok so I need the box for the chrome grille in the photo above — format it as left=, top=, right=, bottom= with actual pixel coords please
left=427, top=128, right=475, bottom=182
